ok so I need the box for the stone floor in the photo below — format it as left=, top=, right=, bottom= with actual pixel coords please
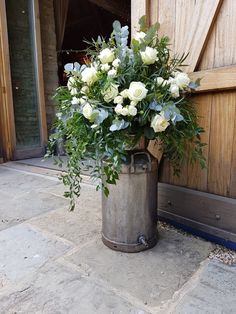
left=0, top=162, right=236, bottom=314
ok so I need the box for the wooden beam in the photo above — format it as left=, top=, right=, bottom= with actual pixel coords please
left=175, top=0, right=223, bottom=73
left=0, top=0, right=16, bottom=160
left=158, top=183, right=236, bottom=242
left=189, top=65, right=236, bottom=92
left=131, top=0, right=149, bottom=38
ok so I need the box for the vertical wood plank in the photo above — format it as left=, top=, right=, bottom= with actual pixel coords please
left=187, top=94, right=212, bottom=190
left=157, top=0, right=176, bottom=48
left=174, top=0, right=223, bottom=72
left=0, top=0, right=16, bottom=160
left=230, top=117, right=236, bottom=198
left=213, top=0, right=236, bottom=68
left=149, top=0, right=158, bottom=26
left=131, top=0, right=149, bottom=37
left=207, top=92, right=236, bottom=196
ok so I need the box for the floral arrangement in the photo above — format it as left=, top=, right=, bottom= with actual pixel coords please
left=49, top=16, right=206, bottom=209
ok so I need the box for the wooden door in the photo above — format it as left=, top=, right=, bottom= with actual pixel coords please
left=132, top=0, right=236, bottom=243
left=0, top=0, right=47, bottom=161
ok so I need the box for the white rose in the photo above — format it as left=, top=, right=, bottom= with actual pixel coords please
left=174, top=72, right=190, bottom=89
left=155, top=77, right=168, bottom=86
left=81, top=67, right=98, bottom=85
left=71, top=97, right=80, bottom=105
left=120, top=89, right=129, bottom=98
left=101, top=63, right=110, bottom=71
left=169, top=84, right=180, bottom=98
left=128, top=81, right=148, bottom=102
left=112, top=58, right=121, bottom=68
left=167, top=77, right=175, bottom=85
left=98, top=48, right=115, bottom=64
left=114, top=104, right=123, bottom=115
left=151, top=114, right=170, bottom=132
left=107, top=69, right=117, bottom=77
left=70, top=88, right=78, bottom=95
left=134, top=31, right=146, bottom=42
left=114, top=95, right=123, bottom=104
left=81, top=86, right=89, bottom=94
left=140, top=47, right=158, bottom=65
left=79, top=97, right=87, bottom=105
left=121, top=107, right=129, bottom=116
left=130, top=100, right=138, bottom=106
left=82, top=103, right=93, bottom=119
left=67, top=77, right=76, bottom=90
left=128, top=105, right=137, bottom=116
left=103, top=83, right=119, bottom=103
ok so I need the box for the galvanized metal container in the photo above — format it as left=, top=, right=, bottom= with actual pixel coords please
left=102, top=152, right=158, bottom=253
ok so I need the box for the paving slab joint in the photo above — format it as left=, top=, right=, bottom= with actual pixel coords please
left=154, top=258, right=210, bottom=314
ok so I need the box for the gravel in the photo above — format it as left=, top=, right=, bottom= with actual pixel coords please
left=158, top=221, right=236, bottom=265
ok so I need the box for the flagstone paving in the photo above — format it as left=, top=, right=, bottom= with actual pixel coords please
left=0, top=163, right=236, bottom=314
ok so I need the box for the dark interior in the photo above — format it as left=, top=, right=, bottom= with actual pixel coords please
left=58, top=0, right=131, bottom=84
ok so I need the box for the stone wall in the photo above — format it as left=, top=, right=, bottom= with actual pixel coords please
left=39, top=0, right=58, bottom=134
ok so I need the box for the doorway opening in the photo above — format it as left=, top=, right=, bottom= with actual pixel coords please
left=56, top=0, right=131, bottom=85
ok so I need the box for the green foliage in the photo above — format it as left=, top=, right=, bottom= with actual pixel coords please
left=47, top=15, right=206, bottom=210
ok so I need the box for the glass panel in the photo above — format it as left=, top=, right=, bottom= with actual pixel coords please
left=6, top=0, right=41, bottom=149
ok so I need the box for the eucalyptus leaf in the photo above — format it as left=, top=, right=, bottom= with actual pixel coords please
left=110, top=119, right=129, bottom=131
left=64, top=63, right=74, bottom=72
left=188, top=78, right=201, bottom=90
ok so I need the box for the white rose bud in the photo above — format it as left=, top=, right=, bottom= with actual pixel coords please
left=112, top=58, right=121, bottom=68
left=98, top=48, right=115, bottom=64
left=79, top=97, right=87, bottom=105
left=114, top=104, right=123, bottom=115
left=81, top=67, right=98, bottom=85
left=121, top=107, right=129, bottom=116
left=101, top=63, right=110, bottom=71
left=127, top=81, right=148, bottom=102
left=81, top=86, right=89, bottom=94
left=67, top=77, right=76, bottom=91
left=169, top=84, right=180, bottom=98
left=107, top=69, right=117, bottom=77
left=120, top=89, right=129, bottom=98
left=70, top=88, right=78, bottom=95
left=134, top=31, right=146, bottom=43
left=140, top=47, right=158, bottom=65
left=114, top=95, right=123, bottom=104
left=151, top=114, right=170, bottom=132
left=71, top=97, right=80, bottom=105
left=82, top=103, right=93, bottom=119
left=103, top=83, right=119, bottom=103
left=155, top=77, right=168, bottom=86
left=128, top=105, right=137, bottom=116
left=174, top=72, right=191, bottom=89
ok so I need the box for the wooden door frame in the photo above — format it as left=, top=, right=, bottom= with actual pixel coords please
left=0, top=0, right=47, bottom=161
left=0, top=0, right=16, bottom=161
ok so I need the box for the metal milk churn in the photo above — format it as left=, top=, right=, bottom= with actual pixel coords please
left=102, top=151, right=158, bottom=253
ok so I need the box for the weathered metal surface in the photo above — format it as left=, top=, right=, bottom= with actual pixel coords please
left=102, top=152, right=158, bottom=253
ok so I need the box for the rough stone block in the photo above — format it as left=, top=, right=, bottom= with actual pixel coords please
left=65, top=228, right=214, bottom=308
left=0, top=224, right=72, bottom=286
left=173, top=260, right=236, bottom=314
left=0, top=262, right=149, bottom=314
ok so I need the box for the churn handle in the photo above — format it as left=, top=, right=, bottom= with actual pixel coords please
left=130, top=152, right=152, bottom=173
